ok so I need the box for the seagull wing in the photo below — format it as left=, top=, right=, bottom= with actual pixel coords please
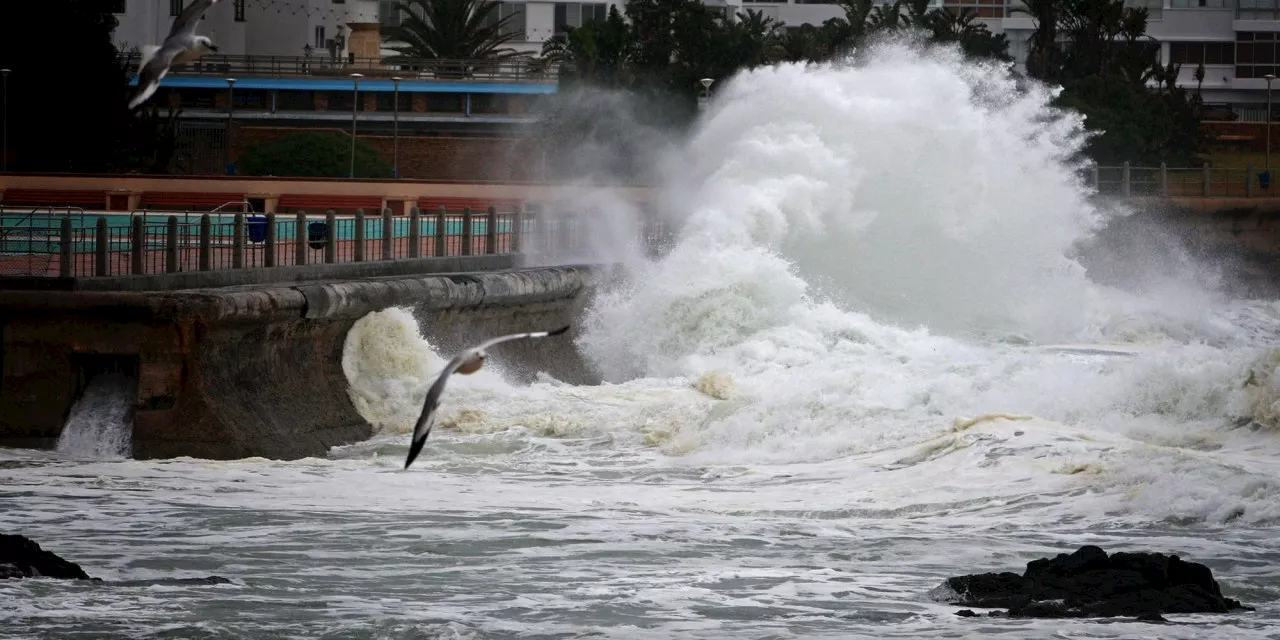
left=402, top=325, right=571, bottom=470
left=128, top=42, right=183, bottom=110
left=471, top=325, right=571, bottom=353
left=169, top=0, right=220, bottom=39
left=404, top=351, right=474, bottom=469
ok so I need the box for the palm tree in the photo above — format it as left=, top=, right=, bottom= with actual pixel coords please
left=541, top=6, right=634, bottom=87
left=384, top=0, right=525, bottom=77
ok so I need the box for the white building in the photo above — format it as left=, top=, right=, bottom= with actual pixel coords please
left=111, top=0, right=1280, bottom=109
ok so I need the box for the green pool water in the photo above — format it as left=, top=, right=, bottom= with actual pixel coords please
left=0, top=213, right=539, bottom=253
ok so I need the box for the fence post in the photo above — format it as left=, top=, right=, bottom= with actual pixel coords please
left=265, top=213, right=277, bottom=267
left=325, top=210, right=337, bottom=264
left=95, top=217, right=108, bottom=277
left=199, top=214, right=212, bottom=271
left=59, top=217, right=73, bottom=278
left=232, top=213, right=245, bottom=269
left=1203, top=162, right=1211, bottom=197
left=1121, top=161, right=1131, bottom=197
left=294, top=211, right=307, bottom=266
left=1091, top=165, right=1099, bottom=190
left=354, top=209, right=366, bottom=262
left=408, top=207, right=421, bottom=258
left=435, top=206, right=447, bottom=257
left=1247, top=165, right=1255, bottom=198
left=1160, top=163, right=1168, bottom=197
left=382, top=207, right=394, bottom=260
left=130, top=217, right=145, bottom=275
left=511, top=205, right=524, bottom=255
left=461, top=207, right=473, bottom=257
left=166, top=216, right=179, bottom=273
left=486, top=206, right=499, bottom=255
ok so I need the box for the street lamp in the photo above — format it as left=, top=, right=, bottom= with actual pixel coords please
left=391, top=76, right=401, bottom=179
left=698, top=77, right=714, bottom=111
left=2, top=69, right=10, bottom=172
left=225, top=77, right=237, bottom=174
left=1266, top=74, right=1276, bottom=174
left=349, top=73, right=363, bottom=178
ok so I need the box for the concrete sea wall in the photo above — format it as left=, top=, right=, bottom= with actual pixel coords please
left=0, top=264, right=611, bottom=460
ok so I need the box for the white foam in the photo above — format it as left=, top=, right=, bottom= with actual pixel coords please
left=55, top=372, right=135, bottom=460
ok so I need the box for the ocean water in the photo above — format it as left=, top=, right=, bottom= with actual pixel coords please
left=4, top=41, right=1280, bottom=639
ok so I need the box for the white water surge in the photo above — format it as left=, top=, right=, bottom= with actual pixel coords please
left=4, top=40, right=1280, bottom=638
left=54, top=372, right=135, bottom=460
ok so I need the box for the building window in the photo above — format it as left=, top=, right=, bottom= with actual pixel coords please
left=376, top=91, right=414, bottom=111
left=234, top=0, right=245, bottom=20
left=315, top=26, right=326, bottom=49
left=111, top=0, right=126, bottom=13
left=1170, top=0, right=1229, bottom=7
left=426, top=94, right=465, bottom=113
left=170, top=0, right=183, bottom=16
left=553, top=3, right=606, bottom=35
left=1169, top=41, right=1235, bottom=65
left=1124, top=0, right=1162, bottom=19
left=277, top=90, right=316, bottom=111
left=176, top=88, right=218, bottom=108
left=380, top=0, right=402, bottom=28
left=470, top=93, right=509, bottom=115
left=1239, top=0, right=1280, bottom=19
left=231, top=90, right=268, bottom=110
left=484, top=2, right=527, bottom=40
left=942, top=0, right=1007, bottom=19
left=1237, top=32, right=1280, bottom=79
left=328, top=90, right=355, bottom=112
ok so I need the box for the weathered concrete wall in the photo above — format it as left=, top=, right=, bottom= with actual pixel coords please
left=1, top=255, right=517, bottom=292
left=0, top=264, right=611, bottom=460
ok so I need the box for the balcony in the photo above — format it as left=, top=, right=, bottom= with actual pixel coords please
left=119, top=53, right=561, bottom=83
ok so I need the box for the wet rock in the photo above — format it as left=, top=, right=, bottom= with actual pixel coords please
left=934, top=545, right=1255, bottom=620
left=0, top=534, right=92, bottom=580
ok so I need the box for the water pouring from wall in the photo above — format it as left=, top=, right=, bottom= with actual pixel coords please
left=55, top=371, right=137, bottom=460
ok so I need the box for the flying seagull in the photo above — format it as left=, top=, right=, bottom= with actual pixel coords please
left=128, top=0, right=222, bottom=110
left=404, top=326, right=571, bottom=470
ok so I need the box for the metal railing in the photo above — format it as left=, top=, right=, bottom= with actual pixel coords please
left=1090, top=163, right=1280, bottom=198
left=118, top=53, right=559, bottom=82
left=0, top=206, right=636, bottom=278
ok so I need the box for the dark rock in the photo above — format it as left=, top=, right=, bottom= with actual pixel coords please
left=932, top=545, right=1255, bottom=620
left=0, top=534, right=92, bottom=580
left=954, top=609, right=978, bottom=617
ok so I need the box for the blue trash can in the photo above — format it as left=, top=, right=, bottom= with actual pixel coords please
left=1260, top=170, right=1272, bottom=190
left=247, top=215, right=268, bottom=243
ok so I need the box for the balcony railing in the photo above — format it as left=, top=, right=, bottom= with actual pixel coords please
left=118, top=53, right=560, bottom=83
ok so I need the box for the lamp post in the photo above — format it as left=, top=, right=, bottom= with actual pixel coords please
left=349, top=73, right=363, bottom=178
left=391, top=76, right=401, bottom=179
left=1, top=68, right=10, bottom=172
left=225, top=77, right=237, bottom=175
left=1266, top=74, right=1276, bottom=174
left=698, top=77, right=714, bottom=112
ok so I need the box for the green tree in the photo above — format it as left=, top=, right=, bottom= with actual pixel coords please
left=237, top=132, right=391, bottom=178
left=1019, top=0, right=1203, bottom=165
left=0, top=1, right=176, bottom=173
left=383, top=0, right=525, bottom=78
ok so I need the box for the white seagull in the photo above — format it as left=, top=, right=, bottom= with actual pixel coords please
left=404, top=326, right=571, bottom=469
left=128, top=0, right=222, bottom=110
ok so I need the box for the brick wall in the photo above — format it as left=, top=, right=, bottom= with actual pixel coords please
left=229, top=125, right=545, bottom=181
